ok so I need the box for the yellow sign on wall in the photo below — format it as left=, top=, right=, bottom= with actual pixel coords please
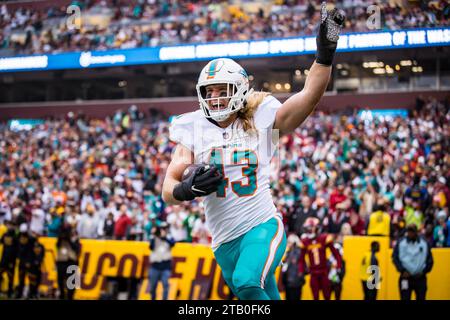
left=1, top=236, right=449, bottom=300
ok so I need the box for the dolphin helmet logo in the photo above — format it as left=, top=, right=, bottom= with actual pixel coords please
left=205, top=59, right=225, bottom=79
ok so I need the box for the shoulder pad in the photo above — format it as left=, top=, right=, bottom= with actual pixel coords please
left=169, top=111, right=202, bottom=150
left=253, top=95, right=282, bottom=129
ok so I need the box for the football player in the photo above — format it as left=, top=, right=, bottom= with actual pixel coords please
left=162, top=2, right=345, bottom=300
left=298, top=217, right=342, bottom=300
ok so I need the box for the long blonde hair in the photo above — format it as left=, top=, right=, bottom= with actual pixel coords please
left=237, top=90, right=271, bottom=132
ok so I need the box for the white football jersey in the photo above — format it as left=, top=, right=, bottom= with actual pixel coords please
left=169, top=95, right=283, bottom=250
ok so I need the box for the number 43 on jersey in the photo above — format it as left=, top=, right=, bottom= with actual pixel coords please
left=209, top=148, right=258, bottom=198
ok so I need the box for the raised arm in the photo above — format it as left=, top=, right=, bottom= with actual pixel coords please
left=274, top=62, right=331, bottom=136
left=274, top=2, right=345, bottom=136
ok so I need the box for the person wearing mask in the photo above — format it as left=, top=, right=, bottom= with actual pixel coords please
left=360, top=241, right=380, bottom=300
left=281, top=234, right=305, bottom=300
left=149, top=222, right=175, bottom=300
left=56, top=226, right=81, bottom=300
left=392, top=224, right=433, bottom=300
left=0, top=220, right=17, bottom=298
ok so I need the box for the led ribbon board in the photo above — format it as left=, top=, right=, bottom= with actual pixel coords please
left=0, top=27, right=448, bottom=73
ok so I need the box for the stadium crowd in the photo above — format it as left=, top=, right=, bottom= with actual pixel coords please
left=0, top=0, right=449, bottom=54
left=0, top=95, right=449, bottom=250
left=0, top=93, right=449, bottom=300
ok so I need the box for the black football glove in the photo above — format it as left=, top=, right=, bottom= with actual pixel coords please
left=173, top=164, right=223, bottom=201
left=316, top=2, right=346, bottom=66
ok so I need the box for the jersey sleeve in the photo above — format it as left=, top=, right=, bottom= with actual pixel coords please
left=325, top=234, right=334, bottom=245
left=253, top=95, right=282, bottom=130
left=298, top=237, right=306, bottom=249
left=168, top=113, right=196, bottom=151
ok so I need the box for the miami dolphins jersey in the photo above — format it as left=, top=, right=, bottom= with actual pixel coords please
left=169, top=95, right=283, bottom=250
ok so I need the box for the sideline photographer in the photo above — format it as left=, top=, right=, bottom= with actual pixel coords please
left=148, top=222, right=174, bottom=300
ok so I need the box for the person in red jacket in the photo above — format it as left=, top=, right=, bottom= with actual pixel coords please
left=329, top=180, right=347, bottom=212
left=114, top=204, right=132, bottom=240
left=298, top=217, right=342, bottom=300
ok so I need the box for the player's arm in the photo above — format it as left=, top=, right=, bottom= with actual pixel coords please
left=162, top=143, right=194, bottom=205
left=326, top=236, right=343, bottom=269
left=162, top=144, right=223, bottom=205
left=274, top=3, right=345, bottom=136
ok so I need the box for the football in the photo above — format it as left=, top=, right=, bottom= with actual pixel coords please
left=182, top=164, right=209, bottom=181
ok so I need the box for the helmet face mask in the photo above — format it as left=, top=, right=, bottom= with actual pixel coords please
left=196, top=58, right=251, bottom=122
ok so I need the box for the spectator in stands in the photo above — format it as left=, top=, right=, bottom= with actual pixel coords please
left=289, top=196, right=317, bottom=236
left=405, top=175, right=429, bottom=210
left=435, top=177, right=449, bottom=208
left=183, top=208, right=199, bottom=243
left=329, top=180, right=347, bottom=212
left=114, top=204, right=132, bottom=240
left=166, top=205, right=188, bottom=242
left=66, top=205, right=81, bottom=232
left=404, top=199, right=424, bottom=230
left=1, top=0, right=449, bottom=55
left=433, top=210, right=448, bottom=247
left=367, top=198, right=391, bottom=237
left=149, top=221, right=174, bottom=300
left=102, top=212, right=115, bottom=240
left=77, top=204, right=100, bottom=239
left=29, top=200, right=45, bottom=236
left=323, top=202, right=350, bottom=235
left=46, top=206, right=64, bottom=238
left=348, top=206, right=366, bottom=236
left=392, top=224, right=433, bottom=300
left=0, top=92, right=448, bottom=302
left=359, top=182, right=376, bottom=222
left=191, top=212, right=211, bottom=245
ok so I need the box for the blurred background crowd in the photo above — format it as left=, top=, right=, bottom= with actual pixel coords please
left=0, top=95, right=449, bottom=249
left=0, top=0, right=449, bottom=55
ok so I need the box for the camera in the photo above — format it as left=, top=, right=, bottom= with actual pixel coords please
left=152, top=222, right=169, bottom=238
